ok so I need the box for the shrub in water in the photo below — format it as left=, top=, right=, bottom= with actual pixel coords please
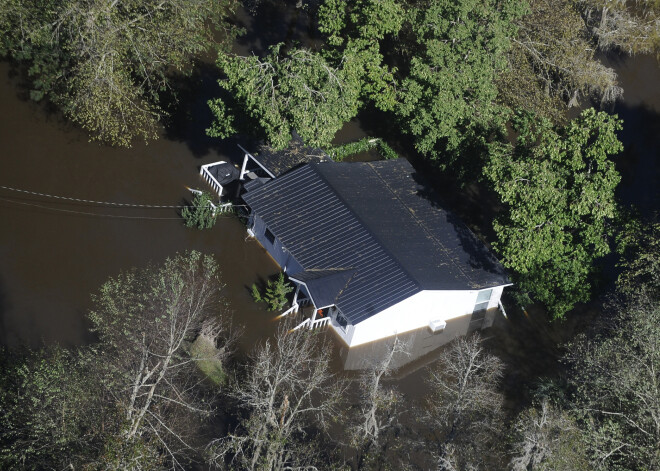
left=181, top=191, right=217, bottom=229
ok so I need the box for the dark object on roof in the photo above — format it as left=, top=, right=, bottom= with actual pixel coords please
left=243, top=177, right=271, bottom=192
left=207, top=162, right=240, bottom=185
left=253, top=132, right=330, bottom=177
left=243, top=159, right=510, bottom=324
left=289, top=269, right=356, bottom=308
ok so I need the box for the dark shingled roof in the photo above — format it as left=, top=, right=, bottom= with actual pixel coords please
left=253, top=133, right=330, bottom=177
left=289, top=269, right=356, bottom=308
left=243, top=159, right=510, bottom=324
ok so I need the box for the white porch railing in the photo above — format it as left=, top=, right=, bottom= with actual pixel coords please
left=279, top=303, right=299, bottom=318
left=210, top=202, right=233, bottom=214
left=293, top=316, right=330, bottom=331
left=188, top=188, right=232, bottom=215
left=200, top=161, right=227, bottom=197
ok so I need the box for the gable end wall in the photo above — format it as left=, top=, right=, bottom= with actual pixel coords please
left=343, top=287, right=504, bottom=347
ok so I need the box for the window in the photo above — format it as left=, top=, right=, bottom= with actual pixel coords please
left=265, top=228, right=276, bottom=245
left=474, top=289, right=492, bottom=312
left=336, top=312, right=349, bottom=332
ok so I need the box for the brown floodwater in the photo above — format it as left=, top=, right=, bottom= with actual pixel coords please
left=603, top=53, right=660, bottom=216
left=0, top=61, right=288, bottom=351
left=0, top=2, right=381, bottom=355
left=0, top=2, right=658, bottom=388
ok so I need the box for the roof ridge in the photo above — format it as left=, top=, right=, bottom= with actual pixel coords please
left=365, top=161, right=476, bottom=286
left=309, top=162, right=422, bottom=294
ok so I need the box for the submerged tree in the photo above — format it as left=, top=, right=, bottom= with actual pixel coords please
left=425, top=334, right=505, bottom=470
left=208, top=323, right=345, bottom=470
left=0, top=251, right=233, bottom=470
left=182, top=191, right=219, bottom=230
left=499, top=0, right=622, bottom=121
left=89, top=250, right=233, bottom=469
left=0, top=0, right=238, bottom=146
left=349, top=337, right=410, bottom=470
left=582, top=0, right=660, bottom=56
left=509, top=400, right=591, bottom=471
left=0, top=347, right=103, bottom=470
left=208, top=44, right=363, bottom=149
left=485, top=108, right=622, bottom=318
left=565, top=294, right=660, bottom=470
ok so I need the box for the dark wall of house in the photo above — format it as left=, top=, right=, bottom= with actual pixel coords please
left=251, top=214, right=303, bottom=273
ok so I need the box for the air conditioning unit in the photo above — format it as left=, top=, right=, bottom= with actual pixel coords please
left=429, top=319, right=447, bottom=333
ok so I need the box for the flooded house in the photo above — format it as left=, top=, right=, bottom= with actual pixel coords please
left=202, top=138, right=511, bottom=348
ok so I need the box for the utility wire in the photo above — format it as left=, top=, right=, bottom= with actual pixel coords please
left=1, top=184, right=191, bottom=208
left=0, top=197, right=239, bottom=220
left=0, top=184, right=247, bottom=210
left=0, top=197, right=182, bottom=219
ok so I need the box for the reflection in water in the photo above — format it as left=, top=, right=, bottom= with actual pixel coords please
left=337, top=309, right=498, bottom=372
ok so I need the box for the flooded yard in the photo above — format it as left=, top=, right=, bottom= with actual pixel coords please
left=0, top=3, right=658, bottom=388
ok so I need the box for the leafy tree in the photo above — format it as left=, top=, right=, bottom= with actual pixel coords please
left=0, top=348, right=102, bottom=470
left=0, top=0, right=238, bottom=146
left=318, top=0, right=403, bottom=111
left=207, top=44, right=363, bottom=149
left=208, top=323, right=345, bottom=471
left=182, top=191, right=219, bottom=229
left=565, top=294, right=660, bottom=470
left=499, top=0, right=622, bottom=122
left=396, top=0, right=524, bottom=168
left=616, top=217, right=660, bottom=299
left=485, top=108, right=622, bottom=318
left=251, top=272, right=294, bottom=311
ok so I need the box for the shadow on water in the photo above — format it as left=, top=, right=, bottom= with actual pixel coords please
left=598, top=52, right=660, bottom=218
left=162, top=0, right=323, bottom=162
left=233, top=0, right=320, bottom=57
left=162, top=61, right=252, bottom=160
left=612, top=101, right=660, bottom=217
left=0, top=275, right=9, bottom=346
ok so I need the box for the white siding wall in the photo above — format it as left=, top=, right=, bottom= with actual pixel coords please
left=332, top=286, right=506, bottom=347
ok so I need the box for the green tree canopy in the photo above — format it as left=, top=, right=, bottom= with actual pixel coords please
left=207, top=44, right=363, bottom=149
left=485, top=108, right=622, bottom=318
left=318, top=0, right=403, bottom=111
left=0, top=348, right=101, bottom=470
left=0, top=0, right=238, bottom=146
left=396, top=0, right=523, bottom=167
left=616, top=217, right=660, bottom=299
left=210, top=0, right=522, bottom=163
